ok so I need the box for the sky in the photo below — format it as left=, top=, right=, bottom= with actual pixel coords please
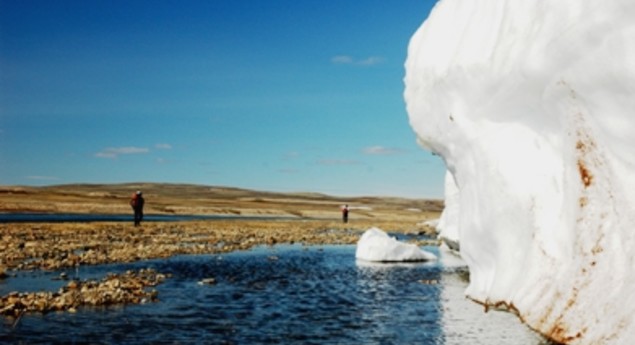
left=0, top=0, right=445, bottom=199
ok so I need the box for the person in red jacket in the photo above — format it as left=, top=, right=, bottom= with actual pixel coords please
left=341, top=204, right=349, bottom=223
left=130, top=191, right=145, bottom=226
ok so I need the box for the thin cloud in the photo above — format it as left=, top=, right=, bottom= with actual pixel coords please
left=331, top=55, right=354, bottom=64
left=278, top=168, right=300, bottom=174
left=331, top=55, right=385, bottom=66
left=358, top=56, right=384, bottom=66
left=95, top=146, right=149, bottom=159
left=283, top=151, right=300, bottom=160
left=155, top=143, right=172, bottom=150
left=363, top=145, right=406, bottom=156
left=318, top=159, right=362, bottom=166
left=26, top=175, right=60, bottom=181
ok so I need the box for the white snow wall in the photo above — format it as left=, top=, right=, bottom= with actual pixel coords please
left=404, top=1, right=635, bottom=344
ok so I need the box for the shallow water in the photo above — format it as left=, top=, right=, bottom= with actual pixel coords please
left=0, top=245, right=547, bottom=344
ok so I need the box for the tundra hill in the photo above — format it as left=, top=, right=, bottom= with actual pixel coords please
left=0, top=183, right=443, bottom=221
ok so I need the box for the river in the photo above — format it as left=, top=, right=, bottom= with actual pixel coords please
left=0, top=244, right=548, bottom=344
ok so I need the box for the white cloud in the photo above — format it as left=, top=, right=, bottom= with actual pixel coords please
left=155, top=143, right=172, bottom=150
left=363, top=145, right=406, bottom=156
left=331, top=55, right=385, bottom=66
left=95, top=146, right=149, bottom=159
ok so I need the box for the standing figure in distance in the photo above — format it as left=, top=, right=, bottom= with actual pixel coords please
left=130, top=191, right=145, bottom=226
left=342, top=204, right=349, bottom=223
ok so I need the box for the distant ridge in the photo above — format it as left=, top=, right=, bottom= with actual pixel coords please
left=0, top=182, right=444, bottom=216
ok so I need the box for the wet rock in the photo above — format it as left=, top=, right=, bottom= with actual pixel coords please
left=198, top=278, right=216, bottom=285
left=0, top=269, right=168, bottom=316
left=419, top=279, right=439, bottom=285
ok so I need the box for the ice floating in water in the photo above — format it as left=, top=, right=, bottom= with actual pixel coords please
left=355, top=228, right=436, bottom=262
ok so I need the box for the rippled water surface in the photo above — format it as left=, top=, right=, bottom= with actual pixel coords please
left=0, top=245, right=546, bottom=344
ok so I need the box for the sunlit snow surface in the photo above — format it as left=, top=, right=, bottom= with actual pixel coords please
left=355, top=228, right=436, bottom=262
left=405, top=0, right=635, bottom=343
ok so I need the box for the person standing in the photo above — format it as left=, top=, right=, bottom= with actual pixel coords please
left=130, top=191, right=145, bottom=226
left=342, top=204, right=349, bottom=223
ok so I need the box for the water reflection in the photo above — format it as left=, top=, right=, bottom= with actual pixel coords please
left=437, top=247, right=547, bottom=345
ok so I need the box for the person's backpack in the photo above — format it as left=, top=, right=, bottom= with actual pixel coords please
left=130, top=194, right=138, bottom=208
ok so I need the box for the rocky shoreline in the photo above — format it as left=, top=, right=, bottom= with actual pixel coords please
left=0, top=219, right=437, bottom=317
left=0, top=269, right=166, bottom=318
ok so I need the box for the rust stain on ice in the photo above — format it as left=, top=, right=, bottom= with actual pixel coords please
left=577, top=159, right=593, bottom=188
left=548, top=324, right=584, bottom=344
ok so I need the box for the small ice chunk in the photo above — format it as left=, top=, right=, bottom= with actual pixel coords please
left=355, top=227, right=436, bottom=262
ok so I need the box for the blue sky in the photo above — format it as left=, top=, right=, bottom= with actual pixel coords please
left=0, top=0, right=445, bottom=199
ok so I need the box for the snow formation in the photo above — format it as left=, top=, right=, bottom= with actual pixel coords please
left=404, top=0, right=635, bottom=343
left=355, top=228, right=436, bottom=262
left=436, top=172, right=460, bottom=251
